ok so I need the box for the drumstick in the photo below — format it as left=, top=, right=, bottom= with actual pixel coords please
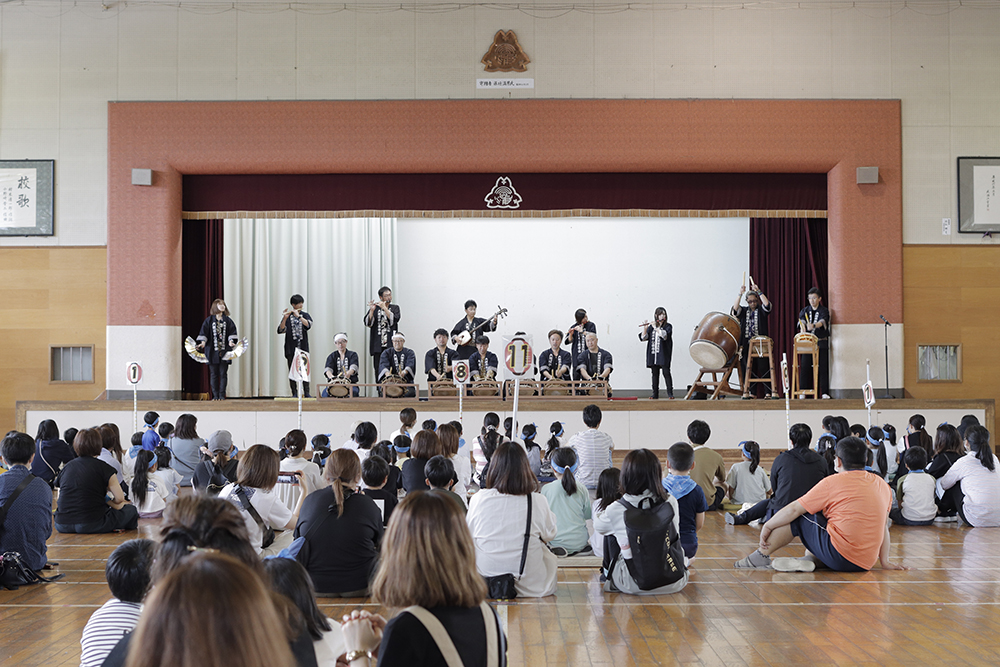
left=742, top=271, right=746, bottom=288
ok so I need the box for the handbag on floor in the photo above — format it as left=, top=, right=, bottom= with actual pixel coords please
left=484, top=494, right=532, bottom=600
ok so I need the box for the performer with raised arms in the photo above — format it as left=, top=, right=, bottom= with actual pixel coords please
left=196, top=299, right=238, bottom=400
left=323, top=332, right=360, bottom=397
left=378, top=332, right=416, bottom=398
left=798, top=287, right=831, bottom=399
left=639, top=307, right=674, bottom=399
left=277, top=294, right=313, bottom=398
left=732, top=278, right=773, bottom=398
left=539, top=329, right=572, bottom=381
left=364, top=286, right=400, bottom=378
left=425, top=328, right=457, bottom=383
left=450, top=300, right=498, bottom=360
left=565, top=308, right=597, bottom=380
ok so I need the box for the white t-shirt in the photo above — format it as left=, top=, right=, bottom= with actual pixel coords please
left=897, top=472, right=937, bottom=522
left=219, top=484, right=294, bottom=553
left=277, top=456, right=327, bottom=509
left=136, top=475, right=170, bottom=515
left=151, top=468, right=182, bottom=498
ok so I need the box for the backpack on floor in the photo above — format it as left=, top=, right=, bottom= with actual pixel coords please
left=616, top=496, right=686, bottom=590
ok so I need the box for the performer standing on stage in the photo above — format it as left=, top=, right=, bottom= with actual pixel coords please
left=450, top=300, right=497, bottom=361
left=639, top=307, right=674, bottom=399
left=425, top=328, right=457, bottom=383
left=364, top=286, right=400, bottom=379
left=565, top=309, right=597, bottom=380
left=539, top=329, right=572, bottom=381
left=732, top=281, right=773, bottom=398
left=577, top=333, right=613, bottom=384
left=798, top=287, right=831, bottom=399
left=468, top=336, right=499, bottom=382
left=323, top=332, right=360, bottom=397
left=378, top=332, right=416, bottom=398
left=277, top=294, right=313, bottom=398
left=196, top=299, right=238, bottom=400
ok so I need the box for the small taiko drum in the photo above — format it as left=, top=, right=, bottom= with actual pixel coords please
left=689, top=312, right=741, bottom=369
left=794, top=332, right=819, bottom=348
left=327, top=378, right=351, bottom=398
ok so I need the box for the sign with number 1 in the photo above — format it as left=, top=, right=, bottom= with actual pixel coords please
left=504, top=335, right=533, bottom=377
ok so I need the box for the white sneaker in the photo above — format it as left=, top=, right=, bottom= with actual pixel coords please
left=822, top=393, right=831, bottom=399
left=772, top=557, right=816, bottom=572
left=934, top=515, right=958, bottom=523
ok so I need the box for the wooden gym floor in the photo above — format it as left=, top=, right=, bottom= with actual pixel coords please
left=2, top=513, right=999, bottom=666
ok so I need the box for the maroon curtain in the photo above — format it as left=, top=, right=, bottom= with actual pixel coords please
left=749, top=218, right=828, bottom=386
left=182, top=219, right=224, bottom=397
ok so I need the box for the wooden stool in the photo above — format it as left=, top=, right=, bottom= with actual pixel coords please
left=791, top=333, right=819, bottom=399
left=743, top=336, right=777, bottom=398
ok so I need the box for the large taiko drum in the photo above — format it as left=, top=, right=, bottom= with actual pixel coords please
left=689, top=312, right=741, bottom=369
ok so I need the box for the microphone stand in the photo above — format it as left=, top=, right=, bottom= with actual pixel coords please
left=879, top=315, right=892, bottom=399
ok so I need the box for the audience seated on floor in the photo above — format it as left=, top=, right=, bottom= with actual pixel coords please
left=54, top=428, right=139, bottom=535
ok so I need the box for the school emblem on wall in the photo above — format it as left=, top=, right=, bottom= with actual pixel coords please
left=481, top=30, right=530, bottom=73
left=485, top=177, right=522, bottom=209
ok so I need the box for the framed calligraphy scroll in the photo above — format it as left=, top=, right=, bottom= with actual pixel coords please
left=958, top=156, right=1000, bottom=234
left=0, top=159, right=54, bottom=236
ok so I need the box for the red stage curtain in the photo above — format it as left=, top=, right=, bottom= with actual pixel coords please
left=181, top=219, right=224, bottom=397
left=749, top=217, right=829, bottom=389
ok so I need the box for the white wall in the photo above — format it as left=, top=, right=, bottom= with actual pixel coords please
left=0, top=2, right=998, bottom=247
left=397, top=217, right=749, bottom=393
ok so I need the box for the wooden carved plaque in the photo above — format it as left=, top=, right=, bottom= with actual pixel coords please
left=481, top=30, right=530, bottom=73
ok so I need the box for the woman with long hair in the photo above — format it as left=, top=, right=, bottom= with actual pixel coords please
left=466, top=442, right=558, bottom=597
left=939, top=425, right=1000, bottom=527
left=340, top=492, right=507, bottom=667
left=98, top=423, right=127, bottom=486
left=436, top=422, right=468, bottom=504
left=219, top=444, right=312, bottom=556
left=195, top=298, right=239, bottom=400
left=472, top=413, right=505, bottom=487
left=294, top=449, right=383, bottom=596
left=31, top=418, right=75, bottom=486
left=594, top=448, right=689, bottom=595
left=639, top=306, right=674, bottom=399
left=278, top=429, right=327, bottom=510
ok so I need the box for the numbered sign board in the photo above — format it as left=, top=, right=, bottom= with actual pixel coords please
left=504, top=335, right=533, bottom=377
left=126, top=362, right=142, bottom=385
left=862, top=381, right=876, bottom=408
left=453, top=360, right=470, bottom=385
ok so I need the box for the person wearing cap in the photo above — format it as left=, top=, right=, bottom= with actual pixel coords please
left=425, top=328, right=457, bottom=384
left=378, top=332, right=416, bottom=398
left=732, top=280, right=773, bottom=399
left=191, top=430, right=240, bottom=494
left=323, top=332, right=360, bottom=397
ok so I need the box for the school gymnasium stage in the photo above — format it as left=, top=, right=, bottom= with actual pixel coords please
left=5, top=396, right=999, bottom=667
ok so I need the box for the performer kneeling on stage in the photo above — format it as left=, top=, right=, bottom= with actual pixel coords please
left=639, top=307, right=674, bottom=399
left=732, top=282, right=773, bottom=399
left=196, top=299, right=238, bottom=400
left=425, top=328, right=457, bottom=383
left=323, top=332, right=360, bottom=397
left=277, top=294, right=313, bottom=398
left=798, top=287, right=831, bottom=399
left=378, top=332, right=416, bottom=398
left=468, top=336, right=499, bottom=382
left=539, top=329, right=573, bottom=382
left=577, top=333, right=613, bottom=393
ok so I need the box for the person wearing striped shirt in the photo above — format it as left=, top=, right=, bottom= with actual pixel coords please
left=79, top=539, right=154, bottom=667
left=567, top=404, right=614, bottom=499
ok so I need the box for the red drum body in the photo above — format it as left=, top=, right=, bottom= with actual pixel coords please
left=689, top=312, right=741, bottom=369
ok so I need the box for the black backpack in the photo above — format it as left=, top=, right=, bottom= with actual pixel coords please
left=615, top=496, right=686, bottom=590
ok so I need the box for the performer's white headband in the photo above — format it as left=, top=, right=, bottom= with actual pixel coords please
left=392, top=332, right=406, bottom=341
left=334, top=333, right=348, bottom=343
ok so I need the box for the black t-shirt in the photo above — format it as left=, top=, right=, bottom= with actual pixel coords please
left=768, top=448, right=828, bottom=513
left=191, top=458, right=239, bottom=494
left=379, top=606, right=506, bottom=667
left=386, top=464, right=402, bottom=495
left=294, top=488, right=383, bottom=595
left=401, top=457, right=431, bottom=493
left=362, top=488, right=399, bottom=526
left=55, top=456, right=117, bottom=525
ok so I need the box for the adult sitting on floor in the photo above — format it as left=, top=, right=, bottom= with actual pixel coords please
left=734, top=436, right=908, bottom=573
left=0, top=431, right=54, bottom=572
left=54, top=428, right=138, bottom=534
left=726, top=423, right=828, bottom=526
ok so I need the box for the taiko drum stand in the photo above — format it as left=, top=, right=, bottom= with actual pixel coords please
left=685, top=353, right=746, bottom=400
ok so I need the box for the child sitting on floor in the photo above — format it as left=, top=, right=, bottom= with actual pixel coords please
left=361, top=453, right=399, bottom=526
left=425, top=455, right=466, bottom=514
left=79, top=539, right=156, bottom=667
left=589, top=467, right=622, bottom=563
left=131, top=450, right=170, bottom=518
left=663, top=442, right=708, bottom=561
left=726, top=440, right=771, bottom=505
left=151, top=445, right=182, bottom=498
left=890, top=446, right=936, bottom=526
left=540, top=448, right=592, bottom=557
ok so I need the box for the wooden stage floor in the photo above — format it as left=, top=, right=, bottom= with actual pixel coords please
left=3, top=512, right=999, bottom=666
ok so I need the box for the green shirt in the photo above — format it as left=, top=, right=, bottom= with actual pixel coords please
left=540, top=480, right=592, bottom=552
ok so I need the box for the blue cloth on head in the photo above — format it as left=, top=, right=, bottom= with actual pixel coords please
left=142, top=430, right=161, bottom=451
left=662, top=474, right=697, bottom=499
